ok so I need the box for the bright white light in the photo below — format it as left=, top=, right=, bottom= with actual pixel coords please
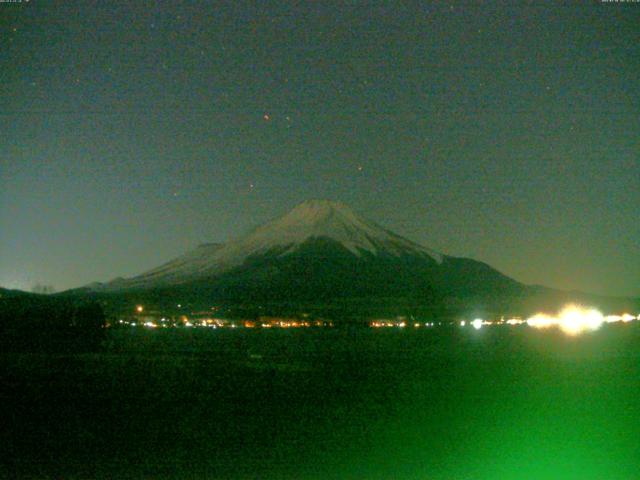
left=527, top=313, right=555, bottom=329
left=558, top=305, right=603, bottom=335
left=460, top=320, right=466, bottom=327
left=472, top=319, right=483, bottom=330
left=604, top=313, right=635, bottom=324
left=526, top=305, right=604, bottom=335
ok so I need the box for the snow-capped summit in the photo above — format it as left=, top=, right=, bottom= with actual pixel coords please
left=94, top=199, right=443, bottom=290
left=234, top=199, right=443, bottom=260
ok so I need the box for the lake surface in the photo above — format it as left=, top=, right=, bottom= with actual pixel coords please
left=2, top=324, right=640, bottom=479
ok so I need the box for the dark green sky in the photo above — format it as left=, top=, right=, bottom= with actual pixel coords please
left=1, top=1, right=638, bottom=296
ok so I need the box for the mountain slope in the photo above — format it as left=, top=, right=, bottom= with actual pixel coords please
left=69, top=199, right=638, bottom=316
left=93, top=200, right=447, bottom=290
left=171, top=236, right=522, bottom=302
left=83, top=199, right=526, bottom=309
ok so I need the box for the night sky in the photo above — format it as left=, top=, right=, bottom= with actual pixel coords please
left=1, top=1, right=638, bottom=296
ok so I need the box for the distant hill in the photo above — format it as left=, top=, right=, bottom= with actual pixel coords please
left=0, top=287, right=34, bottom=298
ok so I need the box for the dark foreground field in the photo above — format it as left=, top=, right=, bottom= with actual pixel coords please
left=2, top=325, right=640, bottom=480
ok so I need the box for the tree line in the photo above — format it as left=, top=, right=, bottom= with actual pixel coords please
left=0, top=294, right=106, bottom=352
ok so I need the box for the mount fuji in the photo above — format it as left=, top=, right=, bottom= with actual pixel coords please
left=86, top=200, right=524, bottom=308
